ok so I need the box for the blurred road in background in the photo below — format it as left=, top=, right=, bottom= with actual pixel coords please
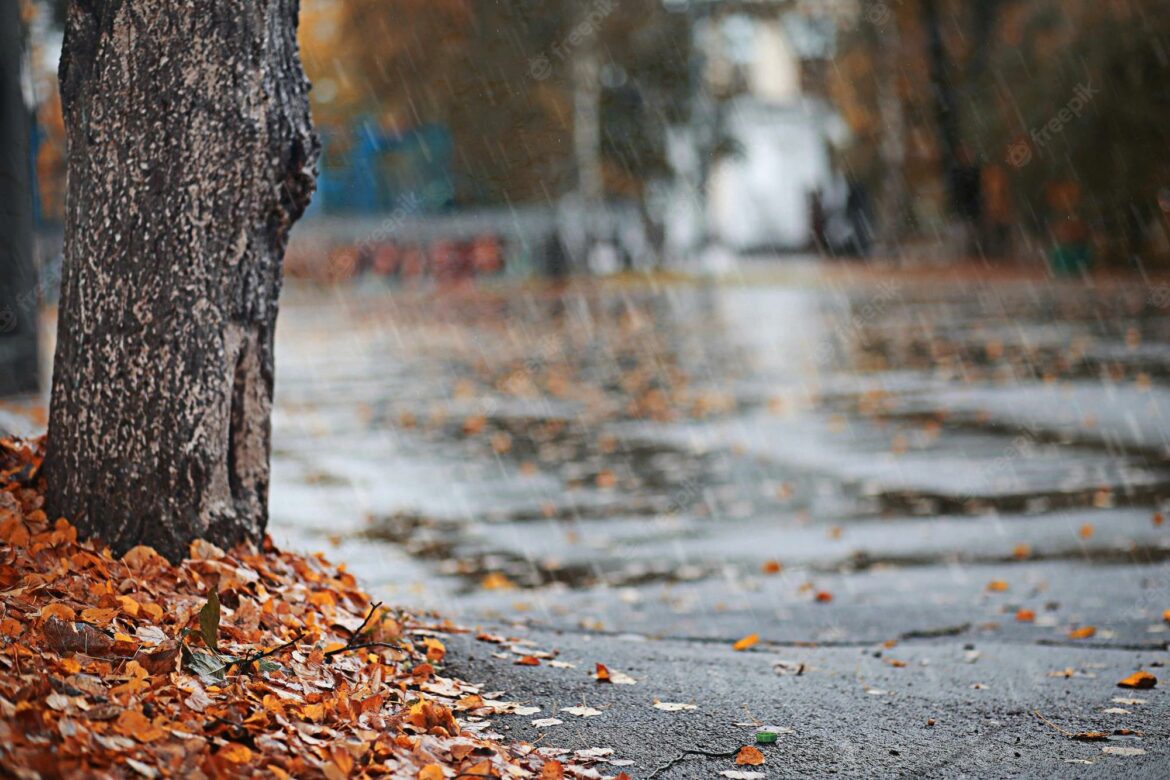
left=269, top=266, right=1170, bottom=777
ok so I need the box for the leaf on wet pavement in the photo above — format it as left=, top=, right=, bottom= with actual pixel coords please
left=1117, top=671, right=1157, bottom=689
left=593, top=663, right=635, bottom=684
left=735, top=745, right=766, bottom=766
left=1071, top=732, right=1109, bottom=742
left=732, top=634, right=759, bottom=652
left=1102, top=746, right=1146, bottom=756
left=560, top=706, right=603, bottom=717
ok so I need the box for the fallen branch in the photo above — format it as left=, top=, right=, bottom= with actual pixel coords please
left=324, top=602, right=393, bottom=659
left=230, top=633, right=304, bottom=670
left=325, top=641, right=401, bottom=658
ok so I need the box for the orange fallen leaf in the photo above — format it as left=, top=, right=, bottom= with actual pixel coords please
left=986, top=580, right=1009, bottom=592
left=595, top=663, right=611, bottom=682
left=1154, top=512, right=1164, bottom=527
left=79, top=607, right=118, bottom=625
left=1078, top=523, right=1094, bottom=539
left=815, top=591, right=833, bottom=603
left=1068, top=626, right=1096, bottom=640
left=418, top=765, right=444, bottom=780
left=480, top=572, right=515, bottom=591
left=1117, top=671, right=1157, bottom=689
left=1012, top=544, right=1031, bottom=560
left=463, top=759, right=493, bottom=776
left=219, top=743, right=254, bottom=763
left=539, top=760, right=565, bottom=780
left=1015, top=609, right=1035, bottom=623
left=1072, top=731, right=1109, bottom=742
left=735, top=745, right=766, bottom=766
left=329, top=747, right=354, bottom=776
left=732, top=634, right=759, bottom=652
left=761, top=560, right=782, bottom=575
left=114, top=709, right=166, bottom=742
left=38, top=603, right=76, bottom=623
left=515, top=655, right=541, bottom=666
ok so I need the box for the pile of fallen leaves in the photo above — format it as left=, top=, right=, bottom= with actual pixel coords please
left=0, top=437, right=602, bottom=779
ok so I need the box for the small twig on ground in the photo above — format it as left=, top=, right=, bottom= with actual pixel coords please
left=230, top=633, right=303, bottom=670
left=350, top=601, right=383, bottom=639
left=324, top=641, right=401, bottom=658
left=1032, top=710, right=1074, bottom=737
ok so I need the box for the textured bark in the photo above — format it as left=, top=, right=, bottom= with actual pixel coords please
left=44, top=0, right=318, bottom=563
left=0, top=0, right=40, bottom=397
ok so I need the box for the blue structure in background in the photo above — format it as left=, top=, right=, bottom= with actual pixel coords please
left=312, top=119, right=455, bottom=216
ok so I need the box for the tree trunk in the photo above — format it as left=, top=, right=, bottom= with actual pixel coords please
left=0, top=0, right=40, bottom=398
left=44, top=1, right=318, bottom=563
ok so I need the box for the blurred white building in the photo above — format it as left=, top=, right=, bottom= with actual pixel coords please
left=666, top=13, right=849, bottom=257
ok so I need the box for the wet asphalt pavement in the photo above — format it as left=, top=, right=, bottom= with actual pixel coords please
left=267, top=265, right=1170, bottom=777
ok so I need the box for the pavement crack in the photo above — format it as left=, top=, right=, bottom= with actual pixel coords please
left=647, top=746, right=740, bottom=779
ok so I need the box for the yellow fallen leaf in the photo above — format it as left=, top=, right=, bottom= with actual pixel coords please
left=732, top=634, right=759, bottom=652
left=423, top=637, right=446, bottom=662
left=219, top=743, right=254, bottom=764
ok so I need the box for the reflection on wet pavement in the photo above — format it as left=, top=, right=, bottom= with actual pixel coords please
left=269, top=273, right=1170, bottom=646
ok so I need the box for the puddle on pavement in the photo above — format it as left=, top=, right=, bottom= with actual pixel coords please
left=271, top=276, right=1170, bottom=599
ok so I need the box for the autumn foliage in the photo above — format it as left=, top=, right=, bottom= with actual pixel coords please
left=0, top=438, right=586, bottom=778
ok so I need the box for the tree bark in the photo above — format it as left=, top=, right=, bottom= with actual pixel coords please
left=44, top=1, right=318, bottom=563
left=0, top=0, right=40, bottom=397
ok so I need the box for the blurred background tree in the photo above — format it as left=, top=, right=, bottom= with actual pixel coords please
left=20, top=0, right=1170, bottom=267
left=299, top=0, right=689, bottom=210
